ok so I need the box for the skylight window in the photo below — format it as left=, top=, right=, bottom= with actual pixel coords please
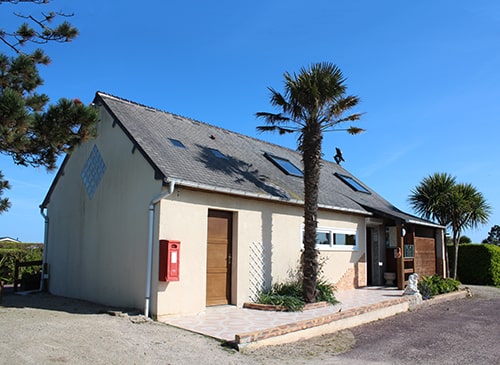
left=264, top=153, right=303, bottom=177
left=209, top=148, right=228, bottom=159
left=169, top=138, right=185, bottom=148
left=335, top=173, right=370, bottom=194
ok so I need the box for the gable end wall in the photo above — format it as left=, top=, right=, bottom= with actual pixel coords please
left=45, top=106, right=163, bottom=309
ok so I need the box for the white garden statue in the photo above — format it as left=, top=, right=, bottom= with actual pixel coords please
left=403, top=273, right=420, bottom=295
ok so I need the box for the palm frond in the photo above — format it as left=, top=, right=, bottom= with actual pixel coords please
left=269, top=88, right=289, bottom=110
left=322, top=113, right=364, bottom=130
left=346, top=126, right=365, bottom=135
left=257, top=62, right=364, bottom=147
left=256, top=125, right=296, bottom=135
left=255, top=112, right=290, bottom=125
left=328, top=95, right=360, bottom=119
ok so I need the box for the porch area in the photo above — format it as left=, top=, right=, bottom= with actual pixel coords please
left=161, top=286, right=409, bottom=349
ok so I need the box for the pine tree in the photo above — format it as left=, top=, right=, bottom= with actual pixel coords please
left=0, top=1, right=98, bottom=213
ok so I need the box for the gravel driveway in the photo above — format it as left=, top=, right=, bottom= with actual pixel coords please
left=1, top=285, right=498, bottom=364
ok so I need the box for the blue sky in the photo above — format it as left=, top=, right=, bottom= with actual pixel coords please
left=1, top=0, right=499, bottom=243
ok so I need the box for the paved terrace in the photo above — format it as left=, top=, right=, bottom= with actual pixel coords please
left=162, top=287, right=411, bottom=348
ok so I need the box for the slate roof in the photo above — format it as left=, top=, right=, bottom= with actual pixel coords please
left=43, top=91, right=441, bottom=228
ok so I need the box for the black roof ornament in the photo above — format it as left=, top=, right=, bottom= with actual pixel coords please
left=334, top=147, right=345, bottom=165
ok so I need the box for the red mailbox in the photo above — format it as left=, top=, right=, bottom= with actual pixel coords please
left=159, top=240, right=180, bottom=281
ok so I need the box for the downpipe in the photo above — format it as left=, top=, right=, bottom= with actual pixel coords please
left=39, top=205, right=49, bottom=292
left=144, top=181, right=175, bottom=318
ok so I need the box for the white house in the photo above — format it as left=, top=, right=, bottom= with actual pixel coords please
left=40, top=92, right=445, bottom=318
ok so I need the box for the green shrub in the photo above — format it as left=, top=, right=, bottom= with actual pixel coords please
left=449, top=244, right=500, bottom=286
left=256, top=252, right=338, bottom=311
left=257, top=292, right=306, bottom=312
left=316, top=280, right=338, bottom=304
left=256, top=279, right=338, bottom=311
left=257, top=281, right=305, bottom=311
left=272, top=280, right=303, bottom=298
left=418, top=275, right=461, bottom=300
left=20, top=271, right=42, bottom=291
left=0, top=241, right=43, bottom=284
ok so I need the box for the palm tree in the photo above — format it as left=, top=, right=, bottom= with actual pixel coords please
left=408, top=172, right=456, bottom=227
left=408, top=172, right=456, bottom=276
left=409, top=173, right=491, bottom=279
left=256, top=62, right=363, bottom=302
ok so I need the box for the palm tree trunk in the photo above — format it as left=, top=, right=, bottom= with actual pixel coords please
left=452, top=230, right=460, bottom=279
left=301, top=125, right=322, bottom=303
left=445, top=239, right=450, bottom=278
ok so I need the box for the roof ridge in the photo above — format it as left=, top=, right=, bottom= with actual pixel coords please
left=96, top=91, right=302, bottom=157
left=96, top=91, right=165, bottom=113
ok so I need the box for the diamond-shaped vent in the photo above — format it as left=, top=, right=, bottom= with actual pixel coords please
left=81, top=145, right=106, bottom=199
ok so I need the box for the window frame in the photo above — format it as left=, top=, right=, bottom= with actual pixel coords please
left=335, top=173, right=370, bottom=194
left=302, top=225, right=358, bottom=251
left=264, top=152, right=303, bottom=177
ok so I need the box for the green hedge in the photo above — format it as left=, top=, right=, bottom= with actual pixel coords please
left=0, top=241, right=43, bottom=284
left=448, top=244, right=500, bottom=286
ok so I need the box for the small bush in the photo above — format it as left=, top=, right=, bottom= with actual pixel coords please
left=316, top=280, right=338, bottom=304
left=258, top=292, right=306, bottom=312
left=256, top=279, right=338, bottom=311
left=20, top=271, right=42, bottom=291
left=256, top=252, right=338, bottom=311
left=272, top=280, right=302, bottom=298
left=257, top=281, right=305, bottom=311
left=418, top=275, right=461, bottom=300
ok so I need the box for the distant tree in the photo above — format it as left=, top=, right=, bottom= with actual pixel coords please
left=257, top=62, right=363, bottom=302
left=409, top=173, right=491, bottom=279
left=0, top=0, right=98, bottom=211
left=482, top=225, right=500, bottom=245
left=459, top=235, right=472, bottom=244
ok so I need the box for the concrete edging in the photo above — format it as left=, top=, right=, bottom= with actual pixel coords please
left=411, top=288, right=470, bottom=310
left=236, top=289, right=469, bottom=349
left=242, top=301, right=331, bottom=312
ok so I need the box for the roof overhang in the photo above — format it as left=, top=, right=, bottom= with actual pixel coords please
left=361, top=206, right=445, bottom=229
left=165, top=177, right=371, bottom=216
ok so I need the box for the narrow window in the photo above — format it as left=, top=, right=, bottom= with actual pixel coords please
left=316, top=230, right=331, bottom=247
left=334, top=233, right=356, bottom=246
left=303, top=226, right=358, bottom=251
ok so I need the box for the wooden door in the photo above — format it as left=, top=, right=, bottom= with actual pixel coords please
left=206, top=210, right=232, bottom=306
left=414, top=237, right=436, bottom=277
